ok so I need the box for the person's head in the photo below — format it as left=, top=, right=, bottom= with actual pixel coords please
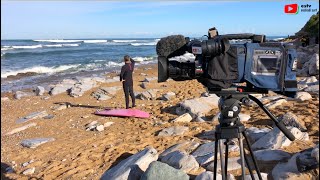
left=124, top=55, right=130, bottom=63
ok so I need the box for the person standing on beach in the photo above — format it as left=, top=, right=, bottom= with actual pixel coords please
left=120, top=55, right=136, bottom=109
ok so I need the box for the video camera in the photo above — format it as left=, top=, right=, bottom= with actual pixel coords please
left=156, top=27, right=298, bottom=97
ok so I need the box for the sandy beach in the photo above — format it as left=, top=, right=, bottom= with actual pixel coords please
left=1, top=63, right=319, bottom=179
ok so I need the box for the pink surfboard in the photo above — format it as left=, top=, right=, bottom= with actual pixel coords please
left=95, top=109, right=150, bottom=118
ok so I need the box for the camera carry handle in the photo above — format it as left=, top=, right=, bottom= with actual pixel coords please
left=220, top=33, right=266, bottom=43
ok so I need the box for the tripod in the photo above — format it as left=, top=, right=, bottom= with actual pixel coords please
left=212, top=94, right=296, bottom=180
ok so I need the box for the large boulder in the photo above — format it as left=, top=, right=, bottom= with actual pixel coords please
left=140, top=161, right=189, bottom=180
left=294, top=92, right=312, bottom=101
left=101, top=147, right=158, bottom=180
left=21, top=138, right=55, bottom=148
left=252, top=127, right=309, bottom=150
left=159, top=141, right=200, bottom=159
left=309, top=53, right=319, bottom=75
left=160, top=150, right=199, bottom=172
left=157, top=126, right=189, bottom=137
left=278, top=112, right=307, bottom=132
left=176, top=94, right=219, bottom=118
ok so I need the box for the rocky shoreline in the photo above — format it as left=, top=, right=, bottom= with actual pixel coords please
left=1, top=45, right=319, bottom=179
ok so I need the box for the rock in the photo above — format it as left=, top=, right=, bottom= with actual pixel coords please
left=252, top=127, right=309, bottom=150
left=271, top=153, right=301, bottom=180
left=265, top=99, right=287, bottom=109
left=100, top=86, right=121, bottom=95
left=296, top=147, right=319, bottom=172
left=5, top=123, right=37, bottom=135
left=1, top=97, right=10, bottom=101
left=311, top=144, right=319, bottom=163
left=98, top=94, right=112, bottom=101
left=298, top=76, right=319, bottom=85
left=171, top=113, right=192, bottom=123
left=104, top=122, right=114, bottom=128
left=140, top=73, right=147, bottom=76
left=137, top=89, right=158, bottom=100
left=309, top=53, right=319, bottom=75
left=176, top=94, right=219, bottom=118
left=85, top=121, right=98, bottom=131
left=140, top=161, right=189, bottom=180
left=197, top=130, right=216, bottom=140
left=101, top=147, right=158, bottom=180
left=244, top=173, right=268, bottom=180
left=49, top=84, right=72, bottom=96
left=254, top=149, right=291, bottom=163
left=159, top=141, right=200, bottom=159
left=157, top=126, right=189, bottom=137
left=16, top=111, right=49, bottom=123
left=52, top=104, right=68, bottom=111
left=5, top=166, right=14, bottom=173
left=304, top=84, right=319, bottom=93
left=160, top=150, right=199, bottom=172
left=69, top=81, right=96, bottom=97
left=162, top=92, right=176, bottom=101
left=294, top=92, right=312, bottom=101
left=140, top=82, right=148, bottom=89
left=143, top=77, right=157, bottom=82
left=35, top=86, right=45, bottom=96
left=43, top=114, right=54, bottom=119
left=278, top=112, right=307, bottom=132
left=22, top=167, right=35, bottom=175
left=246, top=127, right=271, bottom=143
left=14, top=91, right=33, bottom=99
left=22, top=160, right=34, bottom=167
left=96, top=125, right=105, bottom=132
left=195, top=171, right=222, bottom=180
left=206, top=157, right=242, bottom=172
left=297, top=51, right=310, bottom=65
left=21, top=138, right=55, bottom=148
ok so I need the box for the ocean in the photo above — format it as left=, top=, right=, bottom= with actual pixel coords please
left=1, top=36, right=286, bottom=92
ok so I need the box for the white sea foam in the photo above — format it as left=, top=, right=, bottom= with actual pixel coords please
left=130, top=42, right=157, bottom=46
left=113, top=40, right=138, bottom=43
left=11, top=45, right=43, bottom=49
left=105, top=61, right=123, bottom=67
left=43, top=43, right=79, bottom=47
left=273, top=38, right=285, bottom=41
left=33, top=39, right=84, bottom=43
left=83, top=40, right=108, bottom=43
left=1, top=64, right=80, bottom=78
left=132, top=56, right=154, bottom=62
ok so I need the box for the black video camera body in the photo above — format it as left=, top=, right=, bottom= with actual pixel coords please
left=156, top=29, right=298, bottom=97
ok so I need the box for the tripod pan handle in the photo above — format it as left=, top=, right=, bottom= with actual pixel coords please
left=275, top=120, right=296, bottom=141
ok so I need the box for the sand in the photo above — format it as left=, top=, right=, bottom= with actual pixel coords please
left=1, top=64, right=319, bottom=179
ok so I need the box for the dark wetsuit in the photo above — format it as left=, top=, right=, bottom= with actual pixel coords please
left=120, top=59, right=136, bottom=109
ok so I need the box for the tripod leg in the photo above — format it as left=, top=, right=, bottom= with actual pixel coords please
left=219, top=140, right=226, bottom=180
left=243, top=148, right=255, bottom=180
left=243, top=132, right=263, bottom=180
left=224, top=139, right=229, bottom=178
left=213, top=135, right=219, bottom=180
left=238, top=135, right=246, bottom=180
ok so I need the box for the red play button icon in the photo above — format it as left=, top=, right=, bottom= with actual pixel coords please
left=284, top=4, right=299, bottom=14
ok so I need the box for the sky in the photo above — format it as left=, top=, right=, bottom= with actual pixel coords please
left=1, top=1, right=319, bottom=39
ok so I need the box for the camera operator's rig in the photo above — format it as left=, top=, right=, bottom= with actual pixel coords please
left=212, top=90, right=295, bottom=180
left=156, top=27, right=299, bottom=180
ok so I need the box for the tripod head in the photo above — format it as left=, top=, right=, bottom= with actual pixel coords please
left=216, top=93, right=295, bottom=141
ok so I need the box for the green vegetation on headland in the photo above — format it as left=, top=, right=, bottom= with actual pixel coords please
left=284, top=11, right=319, bottom=45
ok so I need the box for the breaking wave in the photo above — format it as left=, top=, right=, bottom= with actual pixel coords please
left=1, top=64, right=80, bottom=78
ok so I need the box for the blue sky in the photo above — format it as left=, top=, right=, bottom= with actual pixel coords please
left=1, top=1, right=319, bottom=39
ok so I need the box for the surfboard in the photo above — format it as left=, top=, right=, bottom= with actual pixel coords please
left=95, top=109, right=150, bottom=118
